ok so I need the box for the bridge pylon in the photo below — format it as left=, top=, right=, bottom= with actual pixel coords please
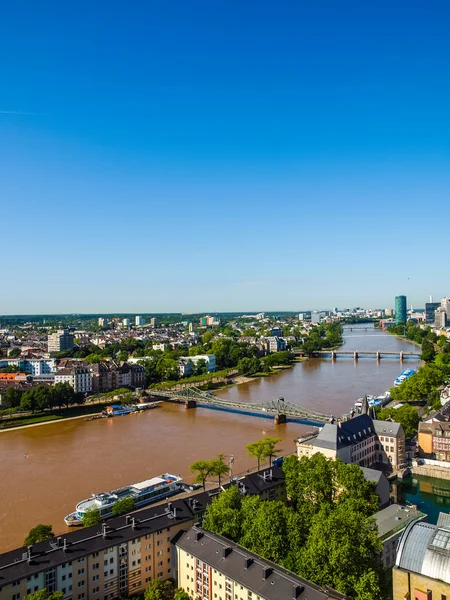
left=354, top=351, right=358, bottom=360
left=185, top=400, right=197, bottom=409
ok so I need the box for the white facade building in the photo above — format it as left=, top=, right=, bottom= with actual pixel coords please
left=54, top=367, right=92, bottom=394
left=135, top=316, right=144, bottom=326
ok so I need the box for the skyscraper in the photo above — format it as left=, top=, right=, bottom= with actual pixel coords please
left=395, top=295, right=407, bottom=325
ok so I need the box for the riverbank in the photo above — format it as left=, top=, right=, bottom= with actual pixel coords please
left=0, top=413, right=99, bottom=434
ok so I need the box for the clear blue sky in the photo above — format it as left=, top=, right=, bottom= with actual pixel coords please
left=1, top=0, right=449, bottom=314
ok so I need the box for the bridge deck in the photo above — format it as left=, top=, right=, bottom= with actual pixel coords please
left=148, top=387, right=330, bottom=424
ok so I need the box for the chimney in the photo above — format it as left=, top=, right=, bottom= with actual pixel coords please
left=222, top=546, right=232, bottom=558
left=195, top=531, right=203, bottom=542
left=131, top=518, right=136, bottom=530
left=167, top=502, right=173, bottom=513
left=244, top=557, right=253, bottom=569
left=63, top=539, right=68, bottom=552
left=102, top=523, right=108, bottom=538
left=27, top=546, right=32, bottom=563
left=56, top=537, right=62, bottom=547
left=172, top=507, right=177, bottom=519
left=293, top=584, right=304, bottom=598
left=126, top=515, right=132, bottom=525
left=263, top=567, right=272, bottom=580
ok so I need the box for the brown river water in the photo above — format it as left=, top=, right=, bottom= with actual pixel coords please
left=0, top=326, right=419, bottom=551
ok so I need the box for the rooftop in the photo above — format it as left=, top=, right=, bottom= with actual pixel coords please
left=395, top=512, right=450, bottom=584
left=176, top=526, right=347, bottom=600
left=374, top=504, right=427, bottom=541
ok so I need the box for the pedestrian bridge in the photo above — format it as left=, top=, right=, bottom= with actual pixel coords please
left=147, top=387, right=330, bottom=426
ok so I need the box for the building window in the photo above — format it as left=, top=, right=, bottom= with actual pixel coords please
left=78, top=581, right=84, bottom=588
left=78, top=569, right=84, bottom=575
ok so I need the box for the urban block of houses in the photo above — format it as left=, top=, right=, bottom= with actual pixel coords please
left=175, top=526, right=347, bottom=600
left=296, top=413, right=406, bottom=470
left=0, top=466, right=287, bottom=600
left=393, top=512, right=450, bottom=600
left=418, top=419, right=450, bottom=462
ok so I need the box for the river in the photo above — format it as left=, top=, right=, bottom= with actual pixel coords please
left=0, top=325, right=422, bottom=551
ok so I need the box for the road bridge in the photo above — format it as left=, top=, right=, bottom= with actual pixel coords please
left=293, top=349, right=419, bottom=360
left=147, top=387, right=330, bottom=426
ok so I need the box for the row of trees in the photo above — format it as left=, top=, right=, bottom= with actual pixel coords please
left=190, top=439, right=282, bottom=489
left=1, top=383, right=81, bottom=414
left=203, top=454, right=385, bottom=600
left=386, top=323, right=450, bottom=411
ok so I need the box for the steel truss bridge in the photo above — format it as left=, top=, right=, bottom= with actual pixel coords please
left=147, top=387, right=330, bottom=426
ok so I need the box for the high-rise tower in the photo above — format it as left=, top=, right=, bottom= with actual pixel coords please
left=395, top=295, right=407, bottom=325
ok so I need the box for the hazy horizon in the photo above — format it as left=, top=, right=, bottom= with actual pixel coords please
left=1, top=1, right=449, bottom=313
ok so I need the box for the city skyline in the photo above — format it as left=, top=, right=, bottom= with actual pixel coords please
left=1, top=0, right=450, bottom=313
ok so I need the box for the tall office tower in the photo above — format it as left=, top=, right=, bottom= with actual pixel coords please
left=395, top=295, right=407, bottom=325
left=150, top=317, right=158, bottom=328
left=425, top=302, right=440, bottom=324
left=135, top=315, right=144, bottom=326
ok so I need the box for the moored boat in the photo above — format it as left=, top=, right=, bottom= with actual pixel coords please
left=64, top=473, right=182, bottom=526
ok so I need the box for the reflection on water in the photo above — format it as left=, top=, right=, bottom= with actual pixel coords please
left=398, top=475, right=450, bottom=524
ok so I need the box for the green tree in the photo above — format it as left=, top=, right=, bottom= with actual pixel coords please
left=246, top=439, right=270, bottom=470
left=377, top=404, right=419, bottom=437
left=82, top=507, right=102, bottom=527
left=202, top=486, right=243, bottom=541
left=2, top=386, right=22, bottom=408
left=237, top=357, right=261, bottom=375
left=8, top=347, right=21, bottom=358
left=264, top=437, right=282, bottom=464
left=296, top=504, right=383, bottom=598
left=112, top=497, right=136, bottom=516
left=144, top=579, right=175, bottom=600
left=240, top=499, right=289, bottom=564
left=421, top=339, right=436, bottom=363
left=211, top=454, right=229, bottom=488
left=190, top=459, right=215, bottom=490
left=25, top=590, right=63, bottom=600
left=173, top=590, right=189, bottom=600
left=24, top=524, right=53, bottom=545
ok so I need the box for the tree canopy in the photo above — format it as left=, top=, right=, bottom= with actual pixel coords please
left=376, top=404, right=419, bottom=437
left=24, top=524, right=54, bottom=546
left=82, top=507, right=102, bottom=528
left=202, top=454, right=384, bottom=599
left=112, top=497, right=136, bottom=516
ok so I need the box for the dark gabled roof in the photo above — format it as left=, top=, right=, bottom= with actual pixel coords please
left=0, top=467, right=284, bottom=587
left=226, top=466, right=284, bottom=496
left=176, top=526, right=347, bottom=600
left=0, top=497, right=197, bottom=587
left=313, top=414, right=375, bottom=451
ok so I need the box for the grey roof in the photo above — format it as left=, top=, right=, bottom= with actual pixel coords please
left=312, top=414, right=375, bottom=451
left=360, top=467, right=384, bottom=484
left=0, top=465, right=284, bottom=588
left=176, top=526, right=347, bottom=600
left=374, top=504, right=426, bottom=540
left=395, top=514, right=450, bottom=584
left=372, top=419, right=403, bottom=437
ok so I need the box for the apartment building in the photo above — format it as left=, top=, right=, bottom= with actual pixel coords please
left=0, top=359, right=55, bottom=375
left=48, top=330, right=74, bottom=354
left=179, top=355, right=216, bottom=375
left=418, top=420, right=450, bottom=462
left=0, top=466, right=290, bottom=600
left=174, top=526, right=347, bottom=600
left=393, top=512, right=450, bottom=600
left=296, top=414, right=405, bottom=469
left=54, top=367, right=92, bottom=394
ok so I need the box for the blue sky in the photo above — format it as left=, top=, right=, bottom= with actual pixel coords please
left=1, top=0, right=449, bottom=313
